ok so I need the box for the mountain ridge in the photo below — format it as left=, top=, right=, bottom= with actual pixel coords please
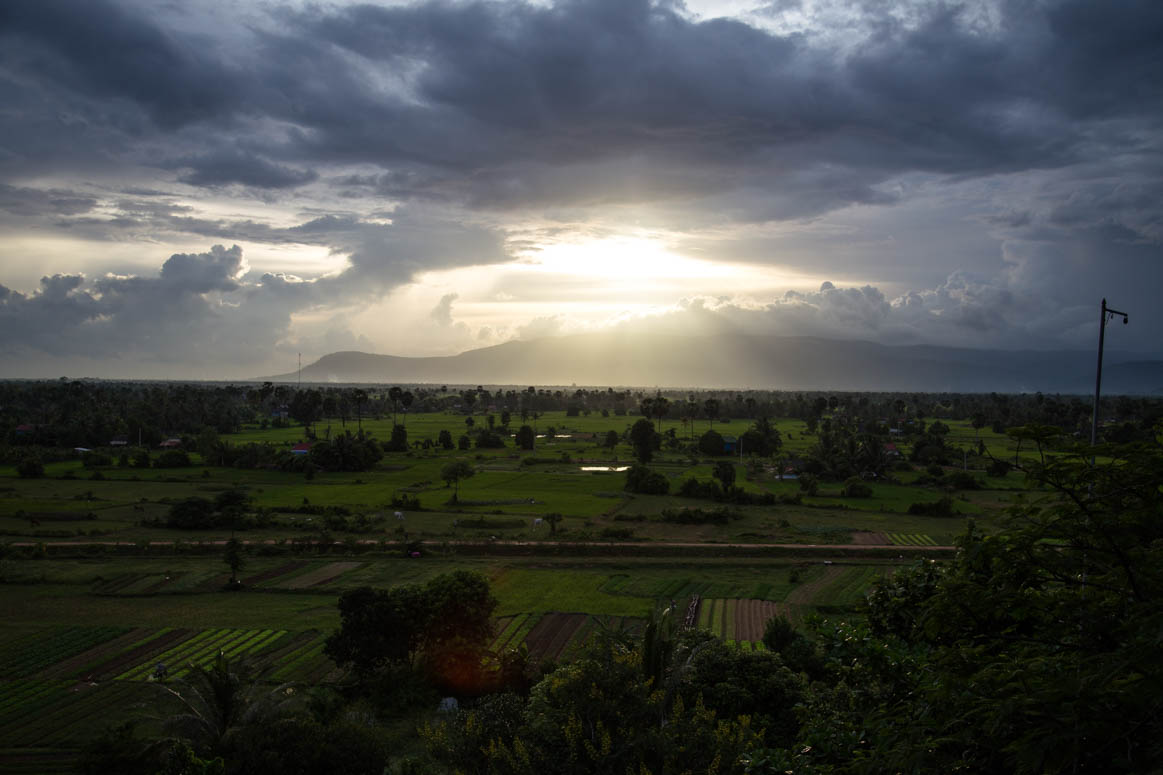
left=262, top=333, right=1163, bottom=394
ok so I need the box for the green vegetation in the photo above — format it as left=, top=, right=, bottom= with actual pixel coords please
left=2, top=380, right=1161, bottom=772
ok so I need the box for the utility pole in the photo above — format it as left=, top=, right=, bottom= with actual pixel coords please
left=298, top=353, right=302, bottom=389
left=1091, top=299, right=1128, bottom=450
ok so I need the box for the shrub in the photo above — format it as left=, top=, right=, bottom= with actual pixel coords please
left=987, top=459, right=1012, bottom=477
left=946, top=471, right=981, bottom=490
left=698, top=429, right=725, bottom=456
left=660, top=506, right=739, bottom=525
left=841, top=477, right=873, bottom=498
left=624, top=464, right=670, bottom=494
left=907, top=496, right=955, bottom=517
left=475, top=430, right=505, bottom=449
left=154, top=450, right=191, bottom=468
left=81, top=451, right=113, bottom=468
left=16, top=457, right=44, bottom=479
left=167, top=497, right=219, bottom=529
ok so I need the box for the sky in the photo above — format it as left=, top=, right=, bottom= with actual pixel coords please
left=0, top=0, right=1160, bottom=380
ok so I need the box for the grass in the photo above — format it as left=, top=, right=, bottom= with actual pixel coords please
left=490, top=569, right=654, bottom=618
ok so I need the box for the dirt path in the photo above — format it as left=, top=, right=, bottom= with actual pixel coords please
left=8, top=538, right=954, bottom=552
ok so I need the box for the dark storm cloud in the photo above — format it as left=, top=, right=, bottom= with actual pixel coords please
left=1, top=0, right=1161, bottom=365
left=4, top=0, right=1160, bottom=211
left=0, top=246, right=288, bottom=365
left=174, top=149, right=320, bottom=189
left=0, top=184, right=97, bottom=217
left=0, top=0, right=239, bottom=129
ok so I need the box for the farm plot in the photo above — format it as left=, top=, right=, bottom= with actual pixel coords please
left=558, top=615, right=643, bottom=661
left=599, top=574, right=785, bottom=602
left=266, top=633, right=341, bottom=683
left=810, top=566, right=891, bottom=608
left=282, top=562, right=363, bottom=589
left=730, top=599, right=789, bottom=642
left=68, top=628, right=193, bottom=681
left=0, top=627, right=129, bottom=679
left=698, top=598, right=796, bottom=640
left=523, top=613, right=588, bottom=663
left=849, top=531, right=890, bottom=545
left=488, top=614, right=542, bottom=655
left=92, top=572, right=187, bottom=595
left=0, top=680, right=152, bottom=749
left=888, top=533, right=938, bottom=546
left=242, top=560, right=310, bottom=587
left=116, top=628, right=288, bottom=680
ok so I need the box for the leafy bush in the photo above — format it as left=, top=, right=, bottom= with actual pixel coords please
left=475, top=430, right=506, bottom=448
left=16, top=457, right=44, bottom=479
left=624, top=464, right=670, bottom=495
left=987, top=459, right=1012, bottom=477
left=907, top=496, right=955, bottom=517
left=698, top=429, right=725, bottom=456
left=945, top=471, right=981, bottom=490
left=153, top=450, right=191, bottom=468
left=81, top=451, right=113, bottom=468
left=660, top=506, right=739, bottom=525
left=841, top=477, right=873, bottom=498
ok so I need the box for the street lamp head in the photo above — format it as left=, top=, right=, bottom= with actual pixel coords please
left=1123, top=316, right=1128, bottom=325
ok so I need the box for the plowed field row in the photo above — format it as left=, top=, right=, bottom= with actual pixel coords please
left=283, top=561, right=363, bottom=589
left=243, top=560, right=309, bottom=586
left=0, top=627, right=129, bottom=679
left=524, top=613, right=587, bottom=662
left=0, top=682, right=148, bottom=748
left=696, top=599, right=793, bottom=643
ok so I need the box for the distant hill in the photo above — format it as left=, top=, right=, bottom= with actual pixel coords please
left=262, top=333, right=1163, bottom=394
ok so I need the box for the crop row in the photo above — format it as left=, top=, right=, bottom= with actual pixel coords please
left=812, top=566, right=886, bottom=607
left=889, top=533, right=937, bottom=546
left=0, top=681, right=150, bottom=748
left=524, top=613, right=588, bottom=663
left=117, top=628, right=285, bottom=681
left=0, top=627, right=129, bottom=679
left=266, top=635, right=340, bottom=683
left=601, top=575, right=779, bottom=601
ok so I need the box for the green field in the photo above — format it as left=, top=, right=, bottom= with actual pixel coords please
left=0, top=407, right=1060, bottom=763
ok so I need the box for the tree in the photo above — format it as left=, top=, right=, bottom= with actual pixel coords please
left=698, top=428, right=724, bottom=456
left=514, top=424, right=535, bottom=451
left=157, top=652, right=297, bottom=761
left=805, top=436, right=1163, bottom=774
left=388, top=386, right=403, bottom=426
left=603, top=429, right=620, bottom=449
left=629, top=418, right=658, bottom=463
left=625, top=464, right=670, bottom=494
left=288, top=389, right=323, bottom=435
left=223, top=536, right=244, bottom=588
left=16, top=456, right=44, bottom=478
left=703, top=398, right=720, bottom=430
left=441, top=460, right=475, bottom=501
left=325, top=572, right=496, bottom=693
left=400, top=391, right=414, bottom=426
left=712, top=460, right=736, bottom=490
left=384, top=424, right=408, bottom=452
left=419, top=570, right=498, bottom=693
left=544, top=512, right=563, bottom=535
left=437, top=429, right=454, bottom=450
left=325, top=585, right=426, bottom=675
left=474, top=430, right=505, bottom=448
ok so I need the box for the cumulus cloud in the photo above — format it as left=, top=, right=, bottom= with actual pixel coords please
left=0, top=246, right=290, bottom=371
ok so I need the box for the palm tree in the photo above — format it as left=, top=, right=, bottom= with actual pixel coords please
left=703, top=398, right=720, bottom=431
left=157, top=652, right=298, bottom=759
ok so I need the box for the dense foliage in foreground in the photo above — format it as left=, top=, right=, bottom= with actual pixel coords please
left=78, top=434, right=1162, bottom=774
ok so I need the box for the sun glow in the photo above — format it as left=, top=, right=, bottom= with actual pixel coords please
left=524, top=237, right=733, bottom=281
